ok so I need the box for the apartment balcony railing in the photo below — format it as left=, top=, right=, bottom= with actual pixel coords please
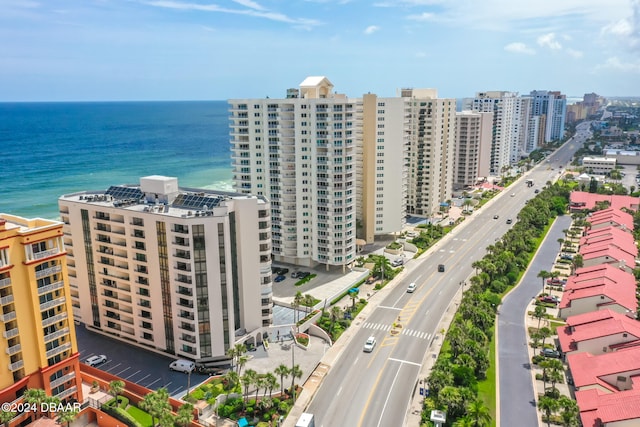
left=37, top=280, right=65, bottom=296
left=55, top=385, right=77, bottom=400
left=33, top=248, right=60, bottom=260
left=0, top=278, right=11, bottom=289
left=0, top=294, right=14, bottom=306
left=46, top=342, right=72, bottom=358
left=36, top=265, right=63, bottom=279
left=50, top=371, right=76, bottom=389
left=0, top=311, right=17, bottom=322
left=6, top=343, right=21, bottom=356
left=3, top=328, right=19, bottom=339
left=44, top=327, right=70, bottom=343
left=8, top=360, right=24, bottom=371
left=40, top=297, right=66, bottom=311
left=42, top=312, right=68, bottom=327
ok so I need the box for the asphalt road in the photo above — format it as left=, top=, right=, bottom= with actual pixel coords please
left=307, top=125, right=592, bottom=426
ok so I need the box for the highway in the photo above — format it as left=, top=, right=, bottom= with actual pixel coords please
left=307, top=124, right=591, bottom=426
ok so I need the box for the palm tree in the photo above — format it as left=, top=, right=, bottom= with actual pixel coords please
left=175, top=403, right=194, bottom=427
left=466, top=399, right=492, bottom=427
left=41, top=395, right=60, bottom=419
left=329, top=306, right=341, bottom=335
left=223, top=370, right=239, bottom=397
left=254, top=374, right=265, bottom=403
left=303, top=294, right=315, bottom=311
left=109, top=380, right=125, bottom=404
left=558, top=396, right=579, bottom=427
left=57, top=407, right=78, bottom=427
left=241, top=369, right=258, bottom=405
left=0, top=411, right=16, bottom=427
left=274, top=364, right=290, bottom=397
left=263, top=372, right=278, bottom=398
left=538, top=395, right=559, bottom=427
left=533, top=305, right=547, bottom=329
left=293, top=292, right=304, bottom=331
left=237, top=355, right=249, bottom=377
left=140, top=388, right=171, bottom=427
left=537, top=270, right=551, bottom=292
left=538, top=327, right=552, bottom=349
left=290, top=364, right=303, bottom=402
left=453, top=416, right=475, bottom=427
left=23, top=389, right=46, bottom=420
left=349, top=288, right=359, bottom=309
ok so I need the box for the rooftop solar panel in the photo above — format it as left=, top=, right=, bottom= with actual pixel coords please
left=106, top=186, right=144, bottom=200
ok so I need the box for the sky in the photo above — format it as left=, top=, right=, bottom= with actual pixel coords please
left=1, top=0, right=640, bottom=102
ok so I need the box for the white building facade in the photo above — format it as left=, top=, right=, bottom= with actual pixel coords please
left=454, top=111, right=493, bottom=189
left=59, top=176, right=272, bottom=363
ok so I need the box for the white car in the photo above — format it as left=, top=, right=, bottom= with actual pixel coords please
left=85, top=355, right=107, bottom=367
left=407, top=282, right=417, bottom=293
left=363, top=336, right=376, bottom=352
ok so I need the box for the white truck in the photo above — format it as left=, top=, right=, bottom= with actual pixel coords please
left=295, top=413, right=315, bottom=427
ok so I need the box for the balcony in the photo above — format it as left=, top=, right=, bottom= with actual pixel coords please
left=33, top=248, right=60, bottom=260
left=3, top=327, right=19, bottom=339
left=40, top=297, right=66, bottom=311
left=180, top=334, right=196, bottom=344
left=0, top=311, right=17, bottom=322
left=0, top=277, right=11, bottom=289
left=42, top=312, right=68, bottom=327
left=6, top=343, right=21, bottom=355
left=0, top=294, right=14, bottom=305
left=46, top=342, right=72, bottom=358
left=44, top=327, right=70, bottom=343
left=36, top=265, right=63, bottom=279
left=175, top=251, right=191, bottom=260
left=50, top=372, right=76, bottom=389
left=8, top=360, right=24, bottom=371
left=54, top=385, right=77, bottom=400
left=37, top=281, right=65, bottom=296
left=178, top=312, right=194, bottom=320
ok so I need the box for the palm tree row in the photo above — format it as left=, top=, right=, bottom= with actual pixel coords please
left=229, top=363, right=302, bottom=404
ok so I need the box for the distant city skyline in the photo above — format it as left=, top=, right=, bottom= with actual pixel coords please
left=2, top=0, right=639, bottom=102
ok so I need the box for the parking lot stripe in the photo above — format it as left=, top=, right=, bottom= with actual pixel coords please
left=138, top=374, right=151, bottom=382
left=116, top=367, right=130, bottom=376
left=125, top=370, right=141, bottom=380
left=106, top=363, right=121, bottom=372
left=145, top=378, right=162, bottom=387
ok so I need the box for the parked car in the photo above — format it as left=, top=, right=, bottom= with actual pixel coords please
left=366, top=276, right=376, bottom=284
left=169, top=359, right=195, bottom=373
left=407, top=282, right=417, bottom=293
left=276, top=268, right=289, bottom=275
left=546, top=278, right=566, bottom=286
left=540, top=348, right=561, bottom=358
left=291, top=271, right=301, bottom=278
left=85, top=355, right=107, bottom=367
left=363, top=336, right=377, bottom=352
left=539, top=295, right=560, bottom=304
left=560, top=254, right=573, bottom=260
left=391, top=258, right=404, bottom=267
left=274, top=275, right=286, bottom=283
left=297, top=271, right=311, bottom=279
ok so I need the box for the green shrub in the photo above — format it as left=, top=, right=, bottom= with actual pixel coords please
left=101, top=404, right=144, bottom=427
left=126, top=406, right=153, bottom=427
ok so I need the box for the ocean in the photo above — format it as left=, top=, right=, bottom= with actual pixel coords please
left=0, top=101, right=233, bottom=220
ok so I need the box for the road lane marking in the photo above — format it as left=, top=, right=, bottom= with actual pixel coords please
left=388, top=357, right=421, bottom=367
left=375, top=364, right=403, bottom=427
left=337, top=386, right=343, bottom=397
left=358, top=358, right=391, bottom=427
left=378, top=305, right=402, bottom=311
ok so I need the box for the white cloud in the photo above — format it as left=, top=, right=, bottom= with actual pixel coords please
left=375, top=0, right=444, bottom=7
left=601, top=0, right=640, bottom=50
left=231, top=0, right=266, bottom=11
left=566, top=48, right=583, bottom=58
left=537, top=32, right=562, bottom=50
left=407, top=12, right=435, bottom=21
left=596, top=56, right=640, bottom=72
left=504, top=42, right=535, bottom=55
left=364, top=25, right=380, bottom=34
left=143, top=0, right=321, bottom=27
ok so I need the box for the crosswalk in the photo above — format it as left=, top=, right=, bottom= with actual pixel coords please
left=362, top=322, right=431, bottom=340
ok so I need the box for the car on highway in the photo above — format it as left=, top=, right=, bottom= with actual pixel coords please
left=363, top=336, right=377, bottom=352
left=493, top=214, right=499, bottom=219
left=274, top=275, right=286, bottom=283
left=407, top=282, right=416, bottom=293
left=85, top=354, right=107, bottom=367
left=540, top=348, right=561, bottom=358
left=437, top=264, right=445, bottom=272
left=511, top=193, right=515, bottom=197
left=506, top=218, right=513, bottom=224
left=534, top=189, right=540, bottom=194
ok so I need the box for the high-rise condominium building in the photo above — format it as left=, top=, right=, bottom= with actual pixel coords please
left=59, top=176, right=272, bottom=363
left=0, top=215, right=82, bottom=424
left=528, top=90, right=567, bottom=142
left=464, top=91, right=520, bottom=175
left=401, top=89, right=456, bottom=217
left=229, top=76, right=408, bottom=266
left=454, top=111, right=493, bottom=189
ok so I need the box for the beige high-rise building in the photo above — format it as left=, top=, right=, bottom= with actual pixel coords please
left=454, top=111, right=493, bottom=189
left=0, top=215, right=82, bottom=426
left=229, top=76, right=408, bottom=262
left=59, top=176, right=272, bottom=363
left=401, top=89, right=457, bottom=217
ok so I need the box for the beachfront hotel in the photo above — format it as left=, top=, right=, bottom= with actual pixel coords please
left=229, top=76, right=460, bottom=267
left=59, top=176, right=272, bottom=363
left=453, top=110, right=493, bottom=189
left=0, top=214, right=83, bottom=424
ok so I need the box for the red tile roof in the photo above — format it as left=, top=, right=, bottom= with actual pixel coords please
left=580, top=227, right=637, bottom=255
left=576, top=387, right=640, bottom=426
left=568, top=346, right=640, bottom=392
left=570, top=191, right=640, bottom=212
left=573, top=264, right=634, bottom=284
left=559, top=279, right=636, bottom=313
left=557, top=309, right=640, bottom=353
left=579, top=244, right=636, bottom=268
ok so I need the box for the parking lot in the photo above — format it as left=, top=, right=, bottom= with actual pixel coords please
left=76, top=325, right=210, bottom=398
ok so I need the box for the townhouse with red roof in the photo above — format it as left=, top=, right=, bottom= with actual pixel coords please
left=569, top=191, right=640, bottom=213
left=576, top=387, right=640, bottom=427
left=579, top=244, right=636, bottom=272
left=579, top=226, right=636, bottom=254
left=557, top=309, right=640, bottom=356
left=571, top=264, right=635, bottom=286
left=588, top=208, right=635, bottom=232
left=559, top=278, right=637, bottom=320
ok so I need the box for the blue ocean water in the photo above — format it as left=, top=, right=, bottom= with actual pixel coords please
left=0, top=101, right=232, bottom=220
